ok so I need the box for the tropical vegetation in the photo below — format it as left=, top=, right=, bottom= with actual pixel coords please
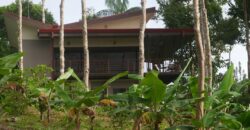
left=0, top=0, right=250, bottom=130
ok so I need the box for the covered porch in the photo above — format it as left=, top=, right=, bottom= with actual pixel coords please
left=38, top=28, right=194, bottom=81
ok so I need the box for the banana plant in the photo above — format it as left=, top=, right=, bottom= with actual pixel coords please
left=21, top=65, right=54, bottom=123
left=0, top=53, right=23, bottom=117
left=0, top=53, right=23, bottom=86
left=191, top=65, right=250, bottom=129
left=55, top=68, right=128, bottom=130
left=109, top=58, right=192, bottom=130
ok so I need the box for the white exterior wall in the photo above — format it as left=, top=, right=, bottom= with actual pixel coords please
left=23, top=40, right=52, bottom=68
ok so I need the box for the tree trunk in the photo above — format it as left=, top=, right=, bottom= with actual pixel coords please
left=81, top=0, right=90, bottom=90
left=193, top=0, right=205, bottom=129
left=75, top=110, right=81, bottom=130
left=244, top=0, right=250, bottom=93
left=154, top=121, right=160, bottom=130
left=138, top=0, right=146, bottom=77
left=132, top=117, right=141, bottom=130
left=60, top=0, right=65, bottom=75
left=41, top=0, right=46, bottom=23
left=229, top=45, right=232, bottom=66
left=18, top=0, right=23, bottom=71
left=200, top=0, right=212, bottom=94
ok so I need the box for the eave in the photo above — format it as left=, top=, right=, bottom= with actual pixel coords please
left=38, top=28, right=194, bottom=38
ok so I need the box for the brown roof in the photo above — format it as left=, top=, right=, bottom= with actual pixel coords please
left=64, top=7, right=156, bottom=29
left=4, top=7, right=156, bottom=30
left=3, top=12, right=53, bottom=28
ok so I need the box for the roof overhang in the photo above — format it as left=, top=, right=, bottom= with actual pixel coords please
left=64, top=7, right=156, bottom=29
left=38, top=28, right=194, bottom=38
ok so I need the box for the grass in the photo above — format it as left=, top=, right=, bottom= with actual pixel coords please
left=0, top=106, right=133, bottom=130
left=0, top=106, right=171, bottom=130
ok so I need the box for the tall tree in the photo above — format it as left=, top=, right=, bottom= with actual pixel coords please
left=18, top=0, right=23, bottom=71
left=105, top=0, right=129, bottom=14
left=138, top=0, right=146, bottom=77
left=244, top=0, right=250, bottom=86
left=200, top=0, right=212, bottom=93
left=41, top=0, right=46, bottom=23
left=59, top=0, right=65, bottom=75
left=81, top=0, right=90, bottom=90
left=157, top=0, right=241, bottom=77
left=193, top=0, right=205, bottom=124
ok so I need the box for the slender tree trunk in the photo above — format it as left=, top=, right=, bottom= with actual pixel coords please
left=81, top=0, right=90, bottom=90
left=244, top=0, right=250, bottom=93
left=138, top=0, right=146, bottom=76
left=200, top=0, right=212, bottom=94
left=75, top=110, right=81, bottom=130
left=193, top=0, right=205, bottom=128
left=229, top=45, right=232, bottom=66
left=41, top=0, right=46, bottom=23
left=27, top=0, right=30, bottom=18
left=132, top=117, right=141, bottom=130
left=18, top=0, right=23, bottom=71
left=60, top=0, right=65, bottom=75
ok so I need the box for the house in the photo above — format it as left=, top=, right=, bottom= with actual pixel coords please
left=4, top=7, right=194, bottom=94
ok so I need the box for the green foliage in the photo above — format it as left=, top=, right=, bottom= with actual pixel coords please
left=105, top=0, right=129, bottom=14
left=0, top=0, right=55, bottom=24
left=0, top=53, right=250, bottom=129
left=212, top=17, right=242, bottom=45
left=0, top=53, right=26, bottom=116
left=228, top=0, right=250, bottom=26
left=157, top=0, right=242, bottom=76
left=56, top=69, right=128, bottom=109
left=0, top=53, right=22, bottom=85
left=194, top=65, right=250, bottom=129
left=0, top=90, right=28, bottom=116
left=141, top=71, right=166, bottom=108
left=237, top=111, right=250, bottom=128
left=109, top=58, right=192, bottom=129
left=157, top=0, right=193, bottom=28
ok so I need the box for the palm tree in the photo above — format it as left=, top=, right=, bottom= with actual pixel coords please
left=81, top=0, right=90, bottom=90
left=193, top=0, right=205, bottom=126
left=18, top=0, right=23, bottom=71
left=138, top=0, right=146, bottom=77
left=41, top=0, right=46, bottom=23
left=105, top=0, right=129, bottom=14
left=59, top=0, right=65, bottom=75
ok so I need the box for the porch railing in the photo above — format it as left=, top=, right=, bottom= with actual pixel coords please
left=53, top=59, right=138, bottom=75
left=53, top=59, right=181, bottom=77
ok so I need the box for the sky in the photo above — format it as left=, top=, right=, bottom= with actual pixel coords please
left=0, top=0, right=248, bottom=75
left=0, top=0, right=164, bottom=27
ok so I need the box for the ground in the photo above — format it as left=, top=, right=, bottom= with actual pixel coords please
left=0, top=106, right=133, bottom=130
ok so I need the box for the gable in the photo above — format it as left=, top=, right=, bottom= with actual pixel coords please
left=4, top=12, right=52, bottom=47
left=64, top=7, right=156, bottom=29
left=88, top=12, right=155, bottom=29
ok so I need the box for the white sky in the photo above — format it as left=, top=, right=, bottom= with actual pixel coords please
left=0, top=0, right=164, bottom=27
left=0, top=0, right=247, bottom=75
